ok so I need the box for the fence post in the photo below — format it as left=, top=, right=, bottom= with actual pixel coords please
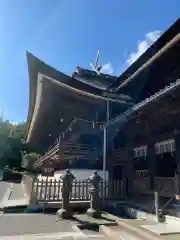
left=29, top=175, right=38, bottom=207
left=56, top=169, right=75, bottom=219
left=87, top=171, right=102, bottom=218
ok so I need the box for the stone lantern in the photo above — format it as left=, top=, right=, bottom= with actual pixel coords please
left=56, top=169, right=75, bottom=219
left=87, top=171, right=102, bottom=218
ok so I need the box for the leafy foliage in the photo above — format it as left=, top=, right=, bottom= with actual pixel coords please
left=0, top=119, right=14, bottom=169
left=0, top=118, right=39, bottom=172
left=22, top=152, right=39, bottom=169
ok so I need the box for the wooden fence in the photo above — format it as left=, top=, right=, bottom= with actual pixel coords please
left=31, top=178, right=126, bottom=203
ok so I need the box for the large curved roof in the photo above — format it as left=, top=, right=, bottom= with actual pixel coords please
left=27, top=18, right=180, bottom=149
left=26, top=53, right=106, bottom=137
left=26, top=53, right=127, bottom=149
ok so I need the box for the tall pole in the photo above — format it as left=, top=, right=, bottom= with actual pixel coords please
left=103, top=98, right=109, bottom=200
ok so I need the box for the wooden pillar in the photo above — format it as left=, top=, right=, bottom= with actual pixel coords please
left=106, top=151, right=115, bottom=182
left=147, top=140, right=156, bottom=189
left=123, top=124, right=137, bottom=196
left=175, top=133, right=180, bottom=196
left=125, top=141, right=135, bottom=196
left=145, top=124, right=156, bottom=190
left=108, top=165, right=114, bottom=182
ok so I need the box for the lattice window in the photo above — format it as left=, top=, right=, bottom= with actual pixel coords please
left=155, top=139, right=175, bottom=155
left=133, top=145, right=147, bottom=158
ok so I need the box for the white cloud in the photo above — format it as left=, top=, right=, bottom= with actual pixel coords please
left=100, top=63, right=114, bottom=75
left=9, top=121, right=19, bottom=125
left=126, top=30, right=162, bottom=66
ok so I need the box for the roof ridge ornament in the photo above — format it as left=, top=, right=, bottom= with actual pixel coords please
left=90, top=50, right=102, bottom=75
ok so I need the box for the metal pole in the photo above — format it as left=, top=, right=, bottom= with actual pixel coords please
left=103, top=98, right=109, bottom=201
left=177, top=163, right=180, bottom=194
left=154, top=191, right=160, bottom=222
left=103, top=127, right=106, bottom=182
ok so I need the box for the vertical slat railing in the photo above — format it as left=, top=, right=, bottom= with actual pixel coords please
left=31, top=178, right=126, bottom=204
left=73, top=180, right=77, bottom=200
left=40, top=179, right=44, bottom=201
left=48, top=179, right=52, bottom=201
left=77, top=181, right=80, bottom=200
left=35, top=179, right=39, bottom=200
left=82, top=180, right=85, bottom=200
left=44, top=178, right=48, bottom=201
left=53, top=180, right=56, bottom=200
left=86, top=181, right=89, bottom=200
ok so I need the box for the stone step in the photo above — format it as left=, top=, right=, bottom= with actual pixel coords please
left=101, top=218, right=180, bottom=240
left=164, top=214, right=180, bottom=225
left=100, top=224, right=158, bottom=240
left=1, top=199, right=28, bottom=213
left=100, top=220, right=166, bottom=240
left=0, top=232, right=106, bottom=240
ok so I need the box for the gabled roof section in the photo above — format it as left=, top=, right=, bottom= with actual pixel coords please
left=26, top=53, right=127, bottom=143
left=26, top=52, right=106, bottom=140
left=109, top=18, right=180, bottom=92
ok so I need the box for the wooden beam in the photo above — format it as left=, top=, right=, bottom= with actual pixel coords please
left=116, top=34, right=180, bottom=91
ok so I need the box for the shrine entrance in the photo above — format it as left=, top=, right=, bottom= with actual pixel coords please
left=111, top=164, right=128, bottom=195
left=112, top=165, right=123, bottom=180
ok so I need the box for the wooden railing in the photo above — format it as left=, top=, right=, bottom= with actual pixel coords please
left=35, top=143, right=96, bottom=167
left=136, top=170, right=149, bottom=178
left=133, top=177, right=150, bottom=193
left=155, top=177, right=176, bottom=197
left=31, top=178, right=126, bottom=203
left=62, top=118, right=103, bottom=142
left=133, top=176, right=176, bottom=197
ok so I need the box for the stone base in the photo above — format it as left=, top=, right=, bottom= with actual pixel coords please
left=141, top=223, right=180, bottom=235
left=56, top=208, right=73, bottom=219
left=87, top=208, right=101, bottom=218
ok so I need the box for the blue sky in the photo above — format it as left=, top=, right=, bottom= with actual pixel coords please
left=0, top=0, right=179, bottom=123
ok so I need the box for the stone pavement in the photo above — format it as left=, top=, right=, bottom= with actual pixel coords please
left=103, top=219, right=180, bottom=240
left=0, top=182, right=107, bottom=239
left=0, top=182, right=12, bottom=202
left=9, top=182, right=25, bottom=200
left=0, top=214, right=75, bottom=236
left=0, top=213, right=107, bottom=239
left=0, top=182, right=28, bottom=210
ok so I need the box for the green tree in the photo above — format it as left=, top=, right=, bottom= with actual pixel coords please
left=0, top=119, right=40, bottom=172
left=0, top=119, right=13, bottom=169
left=0, top=120, right=26, bottom=170
left=22, top=152, right=39, bottom=169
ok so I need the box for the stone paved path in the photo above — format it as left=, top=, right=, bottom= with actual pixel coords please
left=0, top=233, right=105, bottom=240
left=0, top=214, right=76, bottom=236
left=0, top=213, right=106, bottom=239
left=0, top=182, right=28, bottom=209
left=116, top=219, right=180, bottom=240
left=9, top=183, right=25, bottom=200
left=0, top=182, right=11, bottom=202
